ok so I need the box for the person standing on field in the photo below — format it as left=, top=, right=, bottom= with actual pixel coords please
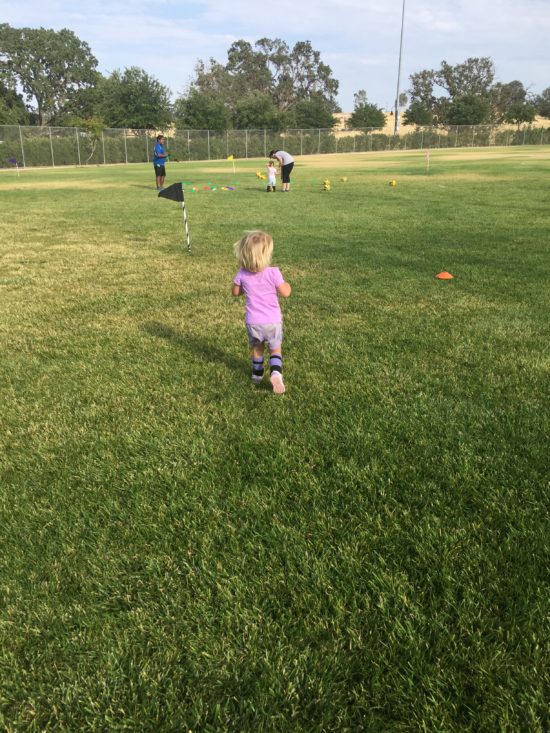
left=266, top=160, right=277, bottom=192
left=153, top=134, right=169, bottom=191
left=269, top=149, right=294, bottom=192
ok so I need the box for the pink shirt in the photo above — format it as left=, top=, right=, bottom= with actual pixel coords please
left=233, top=267, right=285, bottom=324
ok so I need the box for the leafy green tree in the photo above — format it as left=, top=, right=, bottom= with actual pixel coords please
left=444, top=94, right=491, bottom=125
left=534, top=87, right=550, bottom=118
left=177, top=38, right=340, bottom=128
left=233, top=92, right=282, bottom=129
left=489, top=80, right=528, bottom=122
left=174, top=89, right=232, bottom=130
left=0, top=81, right=29, bottom=124
left=409, top=69, right=438, bottom=108
left=347, top=92, right=385, bottom=129
left=403, top=101, right=433, bottom=126
left=292, top=95, right=336, bottom=128
left=504, top=102, right=536, bottom=128
left=408, top=58, right=495, bottom=124
left=435, top=58, right=495, bottom=98
left=99, top=67, right=172, bottom=129
left=0, top=23, right=98, bottom=125
left=69, top=115, right=104, bottom=162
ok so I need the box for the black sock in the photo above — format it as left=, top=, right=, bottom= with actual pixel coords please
left=269, top=354, right=282, bottom=375
left=252, top=356, right=264, bottom=379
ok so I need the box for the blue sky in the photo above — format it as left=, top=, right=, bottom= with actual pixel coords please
left=2, top=0, right=549, bottom=111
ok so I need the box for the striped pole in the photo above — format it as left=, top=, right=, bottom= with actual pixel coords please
left=181, top=196, right=191, bottom=254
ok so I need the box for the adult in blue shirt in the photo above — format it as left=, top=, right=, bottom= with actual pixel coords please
left=153, top=134, right=169, bottom=191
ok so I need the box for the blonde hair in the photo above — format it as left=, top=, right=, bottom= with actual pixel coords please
left=233, top=230, right=274, bottom=272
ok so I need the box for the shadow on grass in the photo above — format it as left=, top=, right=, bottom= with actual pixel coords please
left=142, top=321, right=245, bottom=373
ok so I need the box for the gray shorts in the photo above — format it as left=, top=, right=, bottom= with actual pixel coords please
left=246, top=323, right=283, bottom=350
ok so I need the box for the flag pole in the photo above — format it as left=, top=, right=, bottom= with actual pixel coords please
left=181, top=199, right=191, bottom=253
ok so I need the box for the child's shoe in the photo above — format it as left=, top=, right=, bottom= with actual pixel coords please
left=270, top=372, right=285, bottom=394
left=252, top=374, right=263, bottom=385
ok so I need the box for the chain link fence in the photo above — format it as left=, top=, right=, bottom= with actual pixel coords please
left=1, top=124, right=549, bottom=168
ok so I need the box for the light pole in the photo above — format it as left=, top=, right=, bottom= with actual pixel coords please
left=394, top=0, right=406, bottom=134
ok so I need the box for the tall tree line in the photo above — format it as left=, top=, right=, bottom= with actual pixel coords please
left=1, top=24, right=549, bottom=130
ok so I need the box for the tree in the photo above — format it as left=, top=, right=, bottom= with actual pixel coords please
left=408, top=58, right=495, bottom=124
left=534, top=87, right=550, bottom=118
left=176, top=38, right=340, bottom=128
left=347, top=92, right=385, bottom=129
left=0, top=23, right=98, bottom=125
left=490, top=80, right=528, bottom=122
left=409, top=69, right=437, bottom=108
left=403, top=101, right=433, bottom=126
left=292, top=94, right=336, bottom=128
left=435, top=58, right=495, bottom=98
left=0, top=81, right=29, bottom=124
left=445, top=95, right=491, bottom=125
left=233, top=92, right=282, bottom=129
left=99, top=67, right=172, bottom=129
left=174, top=89, right=232, bottom=130
left=504, top=102, right=536, bottom=128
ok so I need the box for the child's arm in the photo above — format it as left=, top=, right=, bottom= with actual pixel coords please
left=232, top=284, right=243, bottom=296
left=277, top=281, right=291, bottom=298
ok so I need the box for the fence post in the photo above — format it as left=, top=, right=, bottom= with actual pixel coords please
left=522, top=127, right=526, bottom=145
left=146, top=133, right=149, bottom=163
left=318, top=129, right=321, bottom=154
left=102, top=131, right=106, bottom=164
left=420, top=130, right=424, bottom=150
left=455, top=127, right=458, bottom=147
left=207, top=130, right=210, bottom=160
left=245, top=129, right=248, bottom=158
left=541, top=128, right=544, bottom=145
left=76, top=127, right=81, bottom=166
left=124, top=129, right=128, bottom=163
left=187, top=130, right=190, bottom=159
left=472, top=126, right=475, bottom=147
left=49, top=127, right=55, bottom=166
left=18, top=126, right=26, bottom=168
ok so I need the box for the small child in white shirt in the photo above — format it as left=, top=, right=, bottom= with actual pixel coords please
left=266, top=161, right=277, bottom=192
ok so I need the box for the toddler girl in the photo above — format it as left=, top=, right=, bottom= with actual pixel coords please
left=266, top=161, right=277, bottom=192
left=232, top=231, right=291, bottom=394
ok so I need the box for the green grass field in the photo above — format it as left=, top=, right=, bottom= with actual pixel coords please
left=1, top=148, right=549, bottom=731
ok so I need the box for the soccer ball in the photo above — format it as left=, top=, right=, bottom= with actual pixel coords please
left=389, top=180, right=397, bottom=187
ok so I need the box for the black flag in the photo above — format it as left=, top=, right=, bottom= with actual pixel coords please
left=158, top=182, right=191, bottom=252
left=158, top=181, right=184, bottom=202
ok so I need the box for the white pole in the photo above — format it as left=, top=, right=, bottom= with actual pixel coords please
left=76, top=127, right=81, bottom=166
left=394, top=0, right=406, bottom=134
left=102, top=131, right=106, bottom=164
left=124, top=129, right=128, bottom=163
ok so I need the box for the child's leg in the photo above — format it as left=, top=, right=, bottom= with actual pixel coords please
left=269, top=347, right=285, bottom=394
left=251, top=344, right=265, bottom=384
